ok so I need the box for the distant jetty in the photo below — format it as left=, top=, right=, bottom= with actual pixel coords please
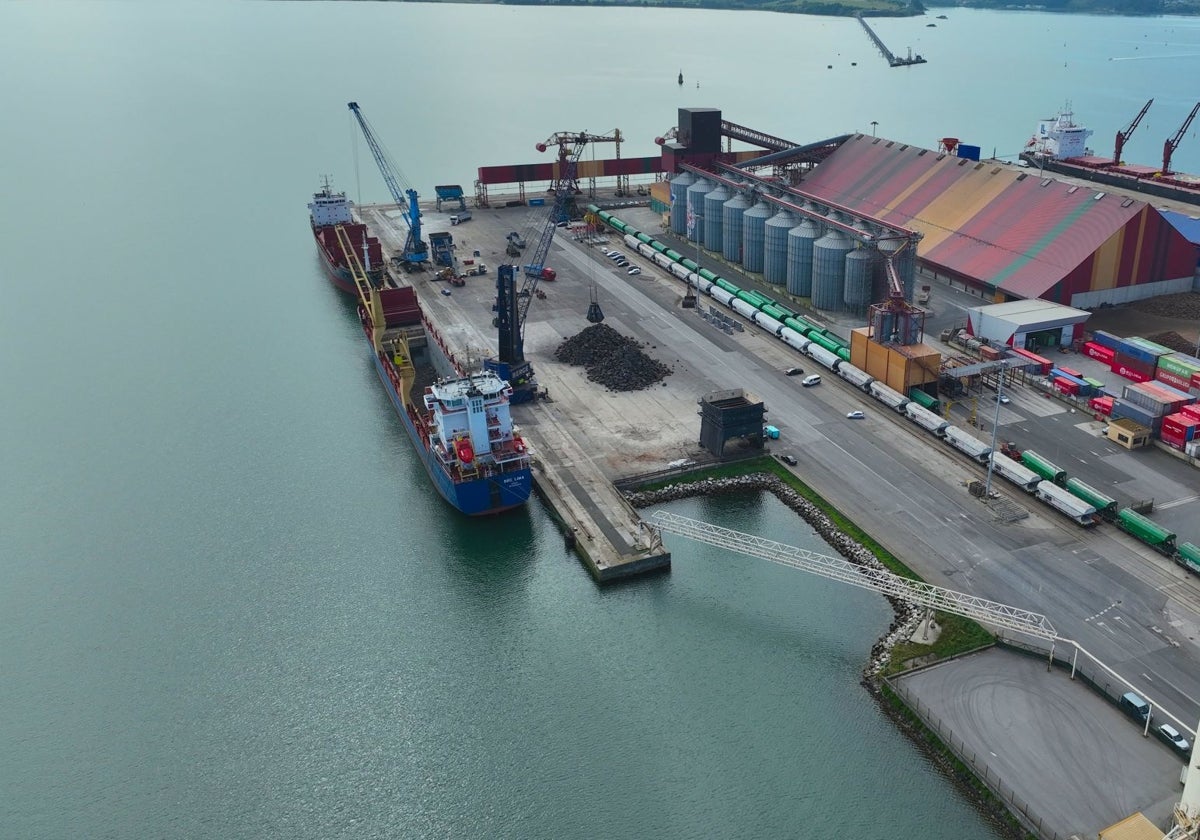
left=856, top=14, right=927, bottom=67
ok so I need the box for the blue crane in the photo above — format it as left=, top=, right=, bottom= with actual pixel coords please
left=488, top=132, right=590, bottom=403
left=347, top=101, right=428, bottom=267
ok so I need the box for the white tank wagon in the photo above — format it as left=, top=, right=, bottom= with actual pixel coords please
left=904, top=402, right=949, bottom=437
left=710, top=287, right=735, bottom=307
left=988, top=453, right=1042, bottom=493
left=836, top=362, right=874, bottom=392
left=804, top=343, right=841, bottom=372
left=868, top=381, right=909, bottom=413
left=751, top=312, right=786, bottom=338
left=652, top=251, right=673, bottom=269
left=943, top=425, right=992, bottom=464
left=1035, top=481, right=1099, bottom=526
left=669, top=262, right=690, bottom=280
left=731, top=298, right=759, bottom=321
left=693, top=274, right=714, bottom=296
left=623, top=233, right=640, bottom=249
left=780, top=327, right=811, bottom=354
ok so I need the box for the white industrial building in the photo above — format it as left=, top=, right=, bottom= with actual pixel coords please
left=966, top=300, right=1092, bottom=351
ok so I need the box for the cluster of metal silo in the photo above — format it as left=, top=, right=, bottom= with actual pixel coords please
left=785, top=218, right=821, bottom=297
left=669, top=171, right=695, bottom=236
left=721, top=190, right=750, bottom=262
left=763, top=209, right=795, bottom=286
left=703, top=184, right=729, bottom=251
left=686, top=178, right=710, bottom=242
left=811, top=229, right=854, bottom=311
left=843, top=247, right=875, bottom=315
left=741, top=200, right=772, bottom=273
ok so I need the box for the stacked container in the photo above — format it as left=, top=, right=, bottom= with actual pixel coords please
left=1089, top=395, right=1114, bottom=416
left=1050, top=368, right=1092, bottom=396
left=1161, top=413, right=1200, bottom=449
left=1156, top=353, right=1200, bottom=393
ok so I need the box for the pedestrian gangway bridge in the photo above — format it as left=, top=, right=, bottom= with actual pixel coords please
left=649, top=511, right=1057, bottom=641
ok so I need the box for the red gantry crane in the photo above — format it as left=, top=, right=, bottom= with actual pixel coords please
left=1162, top=101, right=1200, bottom=176
left=1113, top=98, right=1153, bottom=166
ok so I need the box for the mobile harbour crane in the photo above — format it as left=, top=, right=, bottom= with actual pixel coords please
left=347, top=101, right=429, bottom=269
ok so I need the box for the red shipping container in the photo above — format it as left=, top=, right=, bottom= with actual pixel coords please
left=1162, top=414, right=1188, bottom=437
left=1083, top=342, right=1116, bottom=363
left=1112, top=350, right=1155, bottom=376
left=1181, top=404, right=1200, bottom=422
left=1156, top=366, right=1193, bottom=392
left=1054, top=376, right=1080, bottom=396
left=1089, top=396, right=1114, bottom=416
left=1111, top=359, right=1152, bottom=383
left=1058, top=366, right=1084, bottom=379
left=1160, top=426, right=1187, bottom=449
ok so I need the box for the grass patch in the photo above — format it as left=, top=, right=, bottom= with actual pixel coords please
left=886, top=613, right=994, bottom=675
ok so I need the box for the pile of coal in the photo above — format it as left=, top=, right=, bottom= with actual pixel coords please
left=554, top=323, right=672, bottom=391
left=1130, top=292, right=1200, bottom=320
left=1147, top=331, right=1198, bottom=355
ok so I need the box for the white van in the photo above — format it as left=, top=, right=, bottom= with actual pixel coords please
left=801, top=374, right=822, bottom=387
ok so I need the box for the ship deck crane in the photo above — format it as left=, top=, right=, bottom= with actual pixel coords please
left=1163, top=101, right=1200, bottom=176
left=486, top=134, right=590, bottom=403
left=347, top=101, right=428, bottom=268
left=1113, top=98, right=1153, bottom=166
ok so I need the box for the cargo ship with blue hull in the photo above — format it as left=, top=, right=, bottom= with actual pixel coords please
left=308, top=178, right=386, bottom=293
left=358, top=285, right=533, bottom=516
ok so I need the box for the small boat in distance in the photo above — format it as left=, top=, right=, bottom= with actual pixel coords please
left=678, top=70, right=683, bottom=85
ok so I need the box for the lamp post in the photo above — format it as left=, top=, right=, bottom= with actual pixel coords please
left=870, top=121, right=879, bottom=137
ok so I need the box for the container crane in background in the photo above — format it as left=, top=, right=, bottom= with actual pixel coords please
left=536, top=129, right=625, bottom=203
left=1162, top=101, right=1200, bottom=177
left=485, top=136, right=589, bottom=403
left=347, top=101, right=429, bottom=268
left=1112, top=98, right=1152, bottom=166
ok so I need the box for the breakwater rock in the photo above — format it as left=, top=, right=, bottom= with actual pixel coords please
left=625, top=473, right=919, bottom=677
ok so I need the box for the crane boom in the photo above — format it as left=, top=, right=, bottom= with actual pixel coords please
left=347, top=101, right=428, bottom=266
left=1114, top=98, right=1153, bottom=165
left=1163, top=101, right=1200, bottom=176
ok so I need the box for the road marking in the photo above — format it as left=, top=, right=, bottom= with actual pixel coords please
left=1158, top=495, right=1199, bottom=510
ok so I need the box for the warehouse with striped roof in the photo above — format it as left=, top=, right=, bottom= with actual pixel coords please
left=797, top=135, right=1198, bottom=308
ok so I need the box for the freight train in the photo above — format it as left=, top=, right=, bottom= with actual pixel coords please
left=590, top=207, right=1200, bottom=565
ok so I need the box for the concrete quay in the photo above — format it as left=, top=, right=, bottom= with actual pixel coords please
left=358, top=200, right=673, bottom=582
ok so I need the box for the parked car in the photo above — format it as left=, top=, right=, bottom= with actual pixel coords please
left=785, top=367, right=804, bottom=376
left=996, top=394, right=1011, bottom=405
left=616, top=260, right=629, bottom=268
left=1159, top=724, right=1191, bottom=757
left=608, top=252, right=625, bottom=261
left=847, top=410, right=866, bottom=420
left=779, top=454, right=798, bottom=466
left=626, top=266, right=642, bottom=275
left=801, top=374, right=822, bottom=387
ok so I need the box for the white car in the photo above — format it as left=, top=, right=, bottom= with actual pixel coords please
left=626, top=266, right=641, bottom=275
left=996, top=394, right=1011, bottom=405
left=847, top=410, right=865, bottom=420
left=1159, top=724, right=1191, bottom=756
left=801, top=374, right=822, bottom=387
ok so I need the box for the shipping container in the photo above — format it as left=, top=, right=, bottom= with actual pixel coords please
left=1161, top=427, right=1187, bottom=449
left=1157, top=353, right=1200, bottom=380
left=1162, top=413, right=1200, bottom=441
left=1125, top=337, right=1174, bottom=358
left=1113, top=340, right=1159, bottom=366
left=1090, top=330, right=1121, bottom=350
left=1010, top=347, right=1053, bottom=375
left=1053, top=376, right=1081, bottom=396
left=1083, top=377, right=1105, bottom=394
left=1089, top=396, right=1114, bottom=416
left=1083, top=342, right=1116, bottom=363
left=1064, top=478, right=1118, bottom=519
left=1155, top=366, right=1194, bottom=392
left=1020, top=450, right=1067, bottom=485
left=1057, top=366, right=1084, bottom=379
left=1116, top=509, right=1177, bottom=553
left=1111, top=399, right=1163, bottom=432
left=1111, top=356, right=1153, bottom=383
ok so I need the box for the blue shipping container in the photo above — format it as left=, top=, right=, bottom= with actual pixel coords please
left=1050, top=369, right=1093, bottom=395
left=958, top=144, right=982, bottom=161
left=529, top=198, right=546, bottom=206
left=1113, top=339, right=1158, bottom=366
left=1091, top=330, right=1120, bottom=350
left=1112, top=398, right=1163, bottom=431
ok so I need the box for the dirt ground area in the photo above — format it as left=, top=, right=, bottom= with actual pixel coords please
left=1084, top=291, right=1200, bottom=352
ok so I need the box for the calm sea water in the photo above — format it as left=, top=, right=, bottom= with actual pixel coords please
left=2, top=1, right=1196, bottom=836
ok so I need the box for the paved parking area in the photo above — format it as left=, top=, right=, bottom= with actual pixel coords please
left=892, top=647, right=1185, bottom=839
